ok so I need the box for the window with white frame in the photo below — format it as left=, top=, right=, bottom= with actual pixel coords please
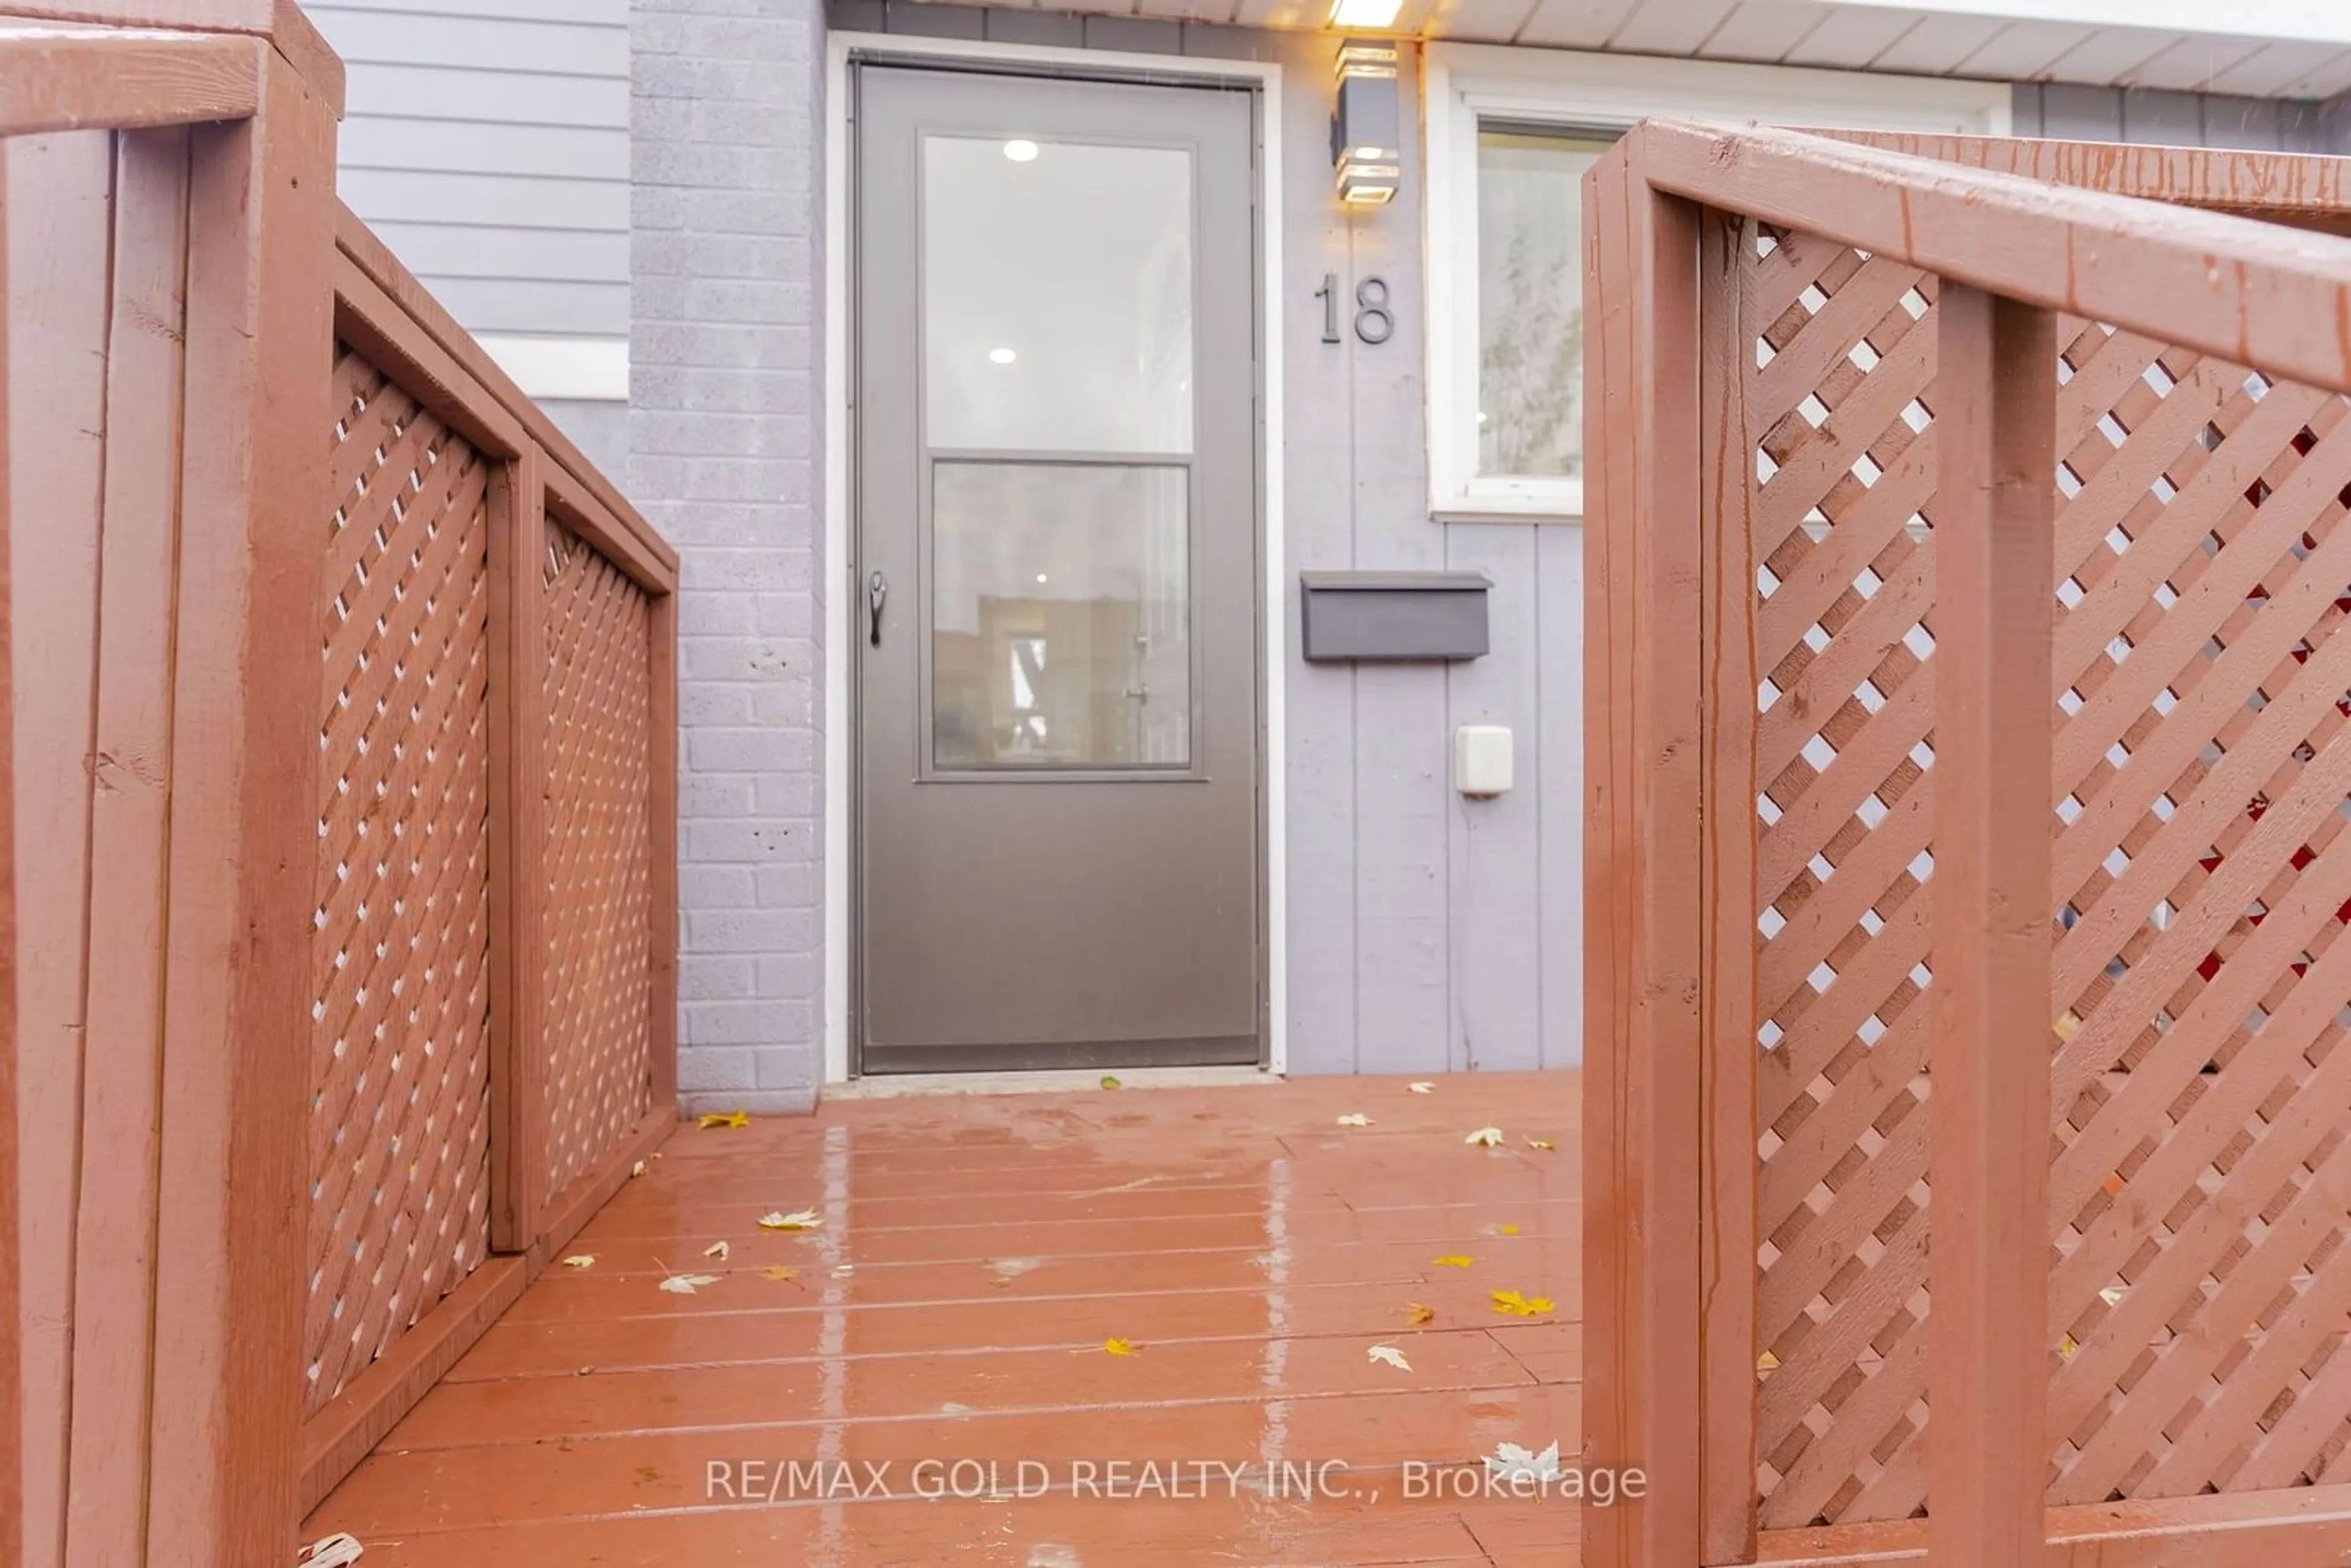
left=1423, top=46, right=2011, bottom=522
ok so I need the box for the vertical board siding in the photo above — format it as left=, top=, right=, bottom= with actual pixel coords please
left=2019, top=80, right=2334, bottom=152
left=309, top=0, right=628, bottom=346
left=1346, top=45, right=1454, bottom=1077
left=1259, top=28, right=1363, bottom=1076
left=1534, top=523, right=1585, bottom=1069
left=1446, top=522, right=1543, bottom=1072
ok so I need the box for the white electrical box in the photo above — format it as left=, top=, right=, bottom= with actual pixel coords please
left=1455, top=724, right=1513, bottom=798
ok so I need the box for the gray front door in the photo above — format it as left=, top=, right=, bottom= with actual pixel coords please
left=853, top=65, right=1261, bottom=1074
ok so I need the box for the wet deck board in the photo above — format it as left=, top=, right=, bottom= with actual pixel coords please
left=304, top=1071, right=1583, bottom=1566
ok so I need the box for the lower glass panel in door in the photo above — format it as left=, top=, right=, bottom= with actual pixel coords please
left=931, top=461, right=1192, bottom=771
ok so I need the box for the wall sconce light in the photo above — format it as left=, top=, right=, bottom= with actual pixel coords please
left=1331, top=39, right=1400, bottom=208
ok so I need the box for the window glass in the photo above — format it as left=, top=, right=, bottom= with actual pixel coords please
left=1474, top=127, right=1618, bottom=480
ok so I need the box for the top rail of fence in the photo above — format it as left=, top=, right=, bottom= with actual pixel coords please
left=1622, top=118, right=2351, bottom=401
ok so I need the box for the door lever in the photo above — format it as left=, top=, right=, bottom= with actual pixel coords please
left=868, top=571, right=887, bottom=647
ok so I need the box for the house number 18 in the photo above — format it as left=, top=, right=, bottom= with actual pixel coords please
left=1317, top=272, right=1393, bottom=346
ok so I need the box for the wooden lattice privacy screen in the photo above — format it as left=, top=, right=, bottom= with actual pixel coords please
left=300, top=212, right=679, bottom=1491
left=2, top=20, right=678, bottom=1562
left=309, top=347, right=498, bottom=1414
left=1753, top=233, right=2351, bottom=1525
left=539, top=512, right=659, bottom=1197
left=1586, top=128, right=2351, bottom=1568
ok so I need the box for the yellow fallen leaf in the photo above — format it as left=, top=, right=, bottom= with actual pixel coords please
left=1490, top=1289, right=1555, bottom=1318
left=2055, top=1011, right=2082, bottom=1041
left=1526, top=1138, right=1557, bottom=1153
left=1103, top=1337, right=1139, bottom=1356
left=1368, top=1343, right=1413, bottom=1372
left=1406, top=1303, right=1436, bottom=1326
left=697, top=1109, right=751, bottom=1130
left=1337, top=1112, right=1373, bottom=1127
left=561, top=1254, right=597, bottom=1270
left=759, top=1266, right=798, bottom=1281
left=2060, top=1333, right=2080, bottom=1359
left=1100, top=1075, right=1123, bottom=1090
left=759, top=1209, right=822, bottom=1231
left=1465, top=1126, right=1504, bottom=1148
left=1483, top=1222, right=1521, bottom=1237
left=1408, top=1082, right=1436, bottom=1094
left=1757, top=1350, right=1780, bottom=1371
left=703, top=1239, right=730, bottom=1262
left=1433, top=1255, right=1475, bottom=1269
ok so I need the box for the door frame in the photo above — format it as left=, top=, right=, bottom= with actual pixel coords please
left=822, top=32, right=1288, bottom=1082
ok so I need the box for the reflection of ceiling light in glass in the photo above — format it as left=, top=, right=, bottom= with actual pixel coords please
left=1035, top=574, right=1049, bottom=585
left=989, top=348, right=1017, bottom=364
left=1003, top=138, right=1040, bottom=162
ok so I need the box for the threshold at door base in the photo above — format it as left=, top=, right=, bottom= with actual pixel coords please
left=827, top=1065, right=1278, bottom=1100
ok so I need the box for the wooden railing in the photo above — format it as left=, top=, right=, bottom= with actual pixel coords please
left=2, top=9, right=678, bottom=1563
left=1586, top=123, right=2351, bottom=1567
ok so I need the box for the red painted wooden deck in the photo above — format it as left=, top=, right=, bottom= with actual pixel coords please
left=303, top=1072, right=1582, bottom=1565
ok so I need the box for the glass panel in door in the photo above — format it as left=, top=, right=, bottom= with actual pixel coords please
left=931, top=462, right=1191, bottom=769
left=922, top=135, right=1195, bottom=454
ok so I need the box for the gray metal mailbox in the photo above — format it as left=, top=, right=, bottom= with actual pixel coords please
left=1299, top=571, right=1491, bottom=662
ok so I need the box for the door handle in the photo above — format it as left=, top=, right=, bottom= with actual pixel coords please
left=868, top=571, right=887, bottom=647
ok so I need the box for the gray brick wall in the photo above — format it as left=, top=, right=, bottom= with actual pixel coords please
left=632, top=0, right=827, bottom=1111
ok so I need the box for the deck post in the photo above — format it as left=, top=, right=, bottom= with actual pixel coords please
left=1583, top=146, right=1711, bottom=1568
left=0, top=152, right=19, bottom=1568
left=1927, top=283, right=2057, bottom=1565
left=144, top=42, right=340, bottom=1565
left=488, top=447, right=550, bottom=1251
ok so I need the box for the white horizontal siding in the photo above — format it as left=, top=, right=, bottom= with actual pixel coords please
left=336, top=168, right=629, bottom=231
left=313, top=6, right=626, bottom=77
left=313, top=0, right=629, bottom=382
left=343, top=62, right=629, bottom=128
left=337, top=119, right=626, bottom=182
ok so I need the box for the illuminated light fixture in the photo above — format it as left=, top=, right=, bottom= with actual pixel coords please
left=1330, top=40, right=1400, bottom=206
left=1329, top=0, right=1403, bottom=26
left=988, top=347, right=1018, bottom=364
left=1003, top=138, right=1040, bottom=162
